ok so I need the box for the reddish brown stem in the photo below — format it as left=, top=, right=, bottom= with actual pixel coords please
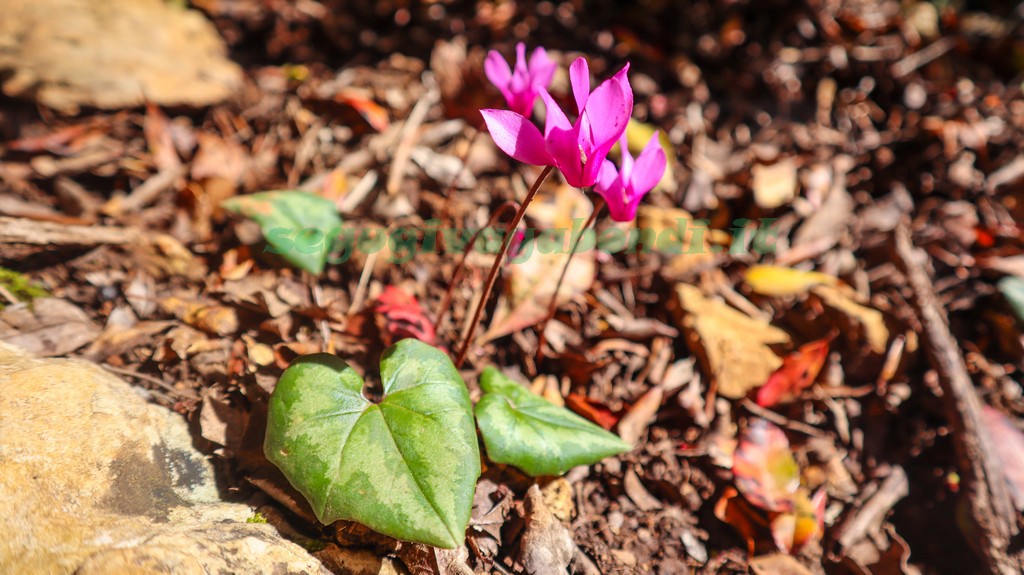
left=434, top=200, right=519, bottom=331
left=536, top=196, right=605, bottom=360
left=454, top=165, right=554, bottom=368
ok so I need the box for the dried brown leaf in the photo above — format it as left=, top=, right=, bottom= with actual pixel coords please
left=675, top=284, right=789, bottom=398
left=811, top=284, right=888, bottom=354
left=0, top=298, right=99, bottom=356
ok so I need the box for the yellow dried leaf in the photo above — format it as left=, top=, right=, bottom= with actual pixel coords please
left=674, top=284, right=790, bottom=398
left=811, top=284, right=889, bottom=354
left=745, top=265, right=838, bottom=297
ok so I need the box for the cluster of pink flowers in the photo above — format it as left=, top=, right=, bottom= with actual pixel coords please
left=480, top=43, right=667, bottom=222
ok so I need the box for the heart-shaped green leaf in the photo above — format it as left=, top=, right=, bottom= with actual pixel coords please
left=222, top=190, right=341, bottom=275
left=264, top=339, right=480, bottom=548
left=475, top=368, right=630, bottom=476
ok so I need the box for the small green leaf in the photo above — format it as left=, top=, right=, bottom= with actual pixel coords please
left=475, top=368, right=631, bottom=476
left=222, top=190, right=341, bottom=275
left=999, top=276, right=1024, bottom=324
left=264, top=339, right=480, bottom=548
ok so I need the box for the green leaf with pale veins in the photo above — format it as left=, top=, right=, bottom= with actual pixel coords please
left=999, top=276, right=1024, bottom=325
left=222, top=190, right=341, bottom=275
left=475, top=367, right=631, bottom=477
left=264, top=339, right=480, bottom=548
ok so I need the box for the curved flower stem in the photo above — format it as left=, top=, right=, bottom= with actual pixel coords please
left=434, top=199, right=519, bottom=332
left=536, top=195, right=606, bottom=361
left=454, top=165, right=554, bottom=368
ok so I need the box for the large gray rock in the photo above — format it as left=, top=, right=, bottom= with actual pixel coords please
left=0, top=342, right=331, bottom=575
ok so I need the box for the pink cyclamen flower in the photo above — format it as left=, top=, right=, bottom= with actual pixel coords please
left=480, top=57, right=633, bottom=189
left=484, top=43, right=557, bottom=117
left=594, top=130, right=667, bottom=222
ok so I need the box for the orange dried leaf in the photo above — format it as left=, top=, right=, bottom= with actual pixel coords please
left=336, top=89, right=390, bottom=132
left=770, top=488, right=826, bottom=554
left=714, top=486, right=764, bottom=557
left=733, top=419, right=800, bottom=513
left=756, top=338, right=830, bottom=407
left=565, top=394, right=619, bottom=430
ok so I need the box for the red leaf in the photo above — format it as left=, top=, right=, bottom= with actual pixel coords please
left=733, top=419, right=800, bottom=513
left=974, top=226, right=995, bottom=248
left=756, top=338, right=830, bottom=407
left=565, top=393, right=620, bottom=430
left=374, top=286, right=437, bottom=346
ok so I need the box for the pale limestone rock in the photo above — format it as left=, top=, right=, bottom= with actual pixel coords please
left=0, top=0, right=242, bottom=112
left=0, top=342, right=331, bottom=575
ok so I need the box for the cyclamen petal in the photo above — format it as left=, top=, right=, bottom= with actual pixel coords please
left=480, top=109, right=553, bottom=166
left=596, top=159, right=620, bottom=195
left=484, top=51, right=514, bottom=102
left=594, top=130, right=668, bottom=222
left=539, top=89, right=573, bottom=138
left=631, top=133, right=668, bottom=198
left=620, top=132, right=635, bottom=178
left=482, top=54, right=637, bottom=192
left=569, top=58, right=590, bottom=116
left=528, top=47, right=557, bottom=90
left=580, top=64, right=632, bottom=152
left=485, top=43, right=555, bottom=117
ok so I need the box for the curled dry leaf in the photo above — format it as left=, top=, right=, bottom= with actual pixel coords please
left=756, top=338, right=831, bottom=407
left=519, top=485, right=576, bottom=575
left=811, top=284, right=888, bottom=354
left=159, top=296, right=239, bottom=336
left=674, top=284, right=790, bottom=398
left=617, top=385, right=664, bottom=446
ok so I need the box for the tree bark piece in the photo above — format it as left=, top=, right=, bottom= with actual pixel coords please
left=0, top=215, right=141, bottom=246
left=893, top=224, right=1020, bottom=574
